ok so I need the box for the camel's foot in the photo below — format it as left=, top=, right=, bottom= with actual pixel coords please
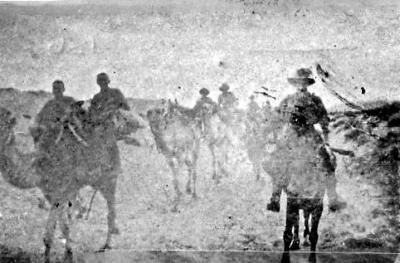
left=111, top=226, right=120, bottom=235
left=266, top=200, right=280, bottom=213
left=289, top=240, right=300, bottom=250
left=96, top=244, right=112, bottom=253
left=212, top=172, right=217, bottom=180
left=44, top=243, right=51, bottom=263
left=212, top=173, right=221, bottom=184
left=64, top=248, right=73, bottom=263
left=186, top=186, right=192, bottom=195
left=281, top=252, right=291, bottom=263
left=221, top=168, right=229, bottom=177
left=308, top=252, right=317, bottom=263
left=329, top=199, right=347, bottom=212
left=303, top=239, right=310, bottom=247
left=171, top=204, right=179, bottom=213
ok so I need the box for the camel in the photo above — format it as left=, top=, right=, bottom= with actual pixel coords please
left=169, top=99, right=233, bottom=182
left=146, top=104, right=200, bottom=211
left=261, top=108, right=328, bottom=258
left=244, top=107, right=278, bottom=181
left=146, top=99, right=233, bottom=210
left=0, top=102, right=132, bottom=263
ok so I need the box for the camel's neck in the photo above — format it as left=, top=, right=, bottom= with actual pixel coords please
left=0, top=141, right=40, bottom=189
left=149, top=120, right=171, bottom=154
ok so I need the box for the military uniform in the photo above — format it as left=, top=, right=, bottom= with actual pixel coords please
left=35, top=96, right=76, bottom=149
left=36, top=96, right=76, bottom=129
left=218, top=91, right=237, bottom=110
left=278, top=91, right=329, bottom=139
left=193, top=96, right=218, bottom=116
left=88, top=86, right=130, bottom=172
left=88, top=88, right=130, bottom=126
left=192, top=90, right=218, bottom=135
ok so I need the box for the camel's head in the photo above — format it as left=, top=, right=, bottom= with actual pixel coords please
left=146, top=108, right=165, bottom=125
left=29, top=101, right=88, bottom=149
left=113, top=110, right=145, bottom=141
left=65, top=101, right=144, bottom=144
left=0, top=107, right=17, bottom=150
left=156, top=98, right=180, bottom=119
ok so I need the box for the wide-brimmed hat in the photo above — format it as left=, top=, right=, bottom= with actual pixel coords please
left=287, top=68, right=315, bottom=87
left=199, top=88, right=210, bottom=96
left=219, top=83, right=230, bottom=92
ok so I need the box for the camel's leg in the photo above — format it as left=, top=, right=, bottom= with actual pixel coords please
left=208, top=143, right=220, bottom=183
left=254, top=162, right=261, bottom=181
left=185, top=160, right=192, bottom=195
left=44, top=203, right=60, bottom=263
left=309, top=202, right=323, bottom=252
left=220, top=150, right=229, bottom=177
left=266, top=179, right=282, bottom=213
left=97, top=179, right=119, bottom=252
left=290, top=211, right=301, bottom=250
left=167, top=158, right=182, bottom=211
left=60, top=203, right=73, bottom=263
left=283, top=198, right=299, bottom=252
left=185, top=144, right=199, bottom=199
left=218, top=138, right=230, bottom=177
left=303, top=210, right=311, bottom=247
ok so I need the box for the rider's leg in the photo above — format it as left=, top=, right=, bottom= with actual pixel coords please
left=319, top=146, right=346, bottom=212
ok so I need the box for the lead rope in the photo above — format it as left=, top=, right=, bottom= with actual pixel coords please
left=67, top=123, right=89, bottom=147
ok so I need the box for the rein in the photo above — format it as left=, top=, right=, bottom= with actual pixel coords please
left=54, top=122, right=89, bottom=147
left=67, top=124, right=89, bottom=147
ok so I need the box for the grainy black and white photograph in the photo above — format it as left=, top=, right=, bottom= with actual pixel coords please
left=0, top=0, right=399, bottom=262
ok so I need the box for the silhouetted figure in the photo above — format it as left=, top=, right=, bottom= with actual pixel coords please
left=266, top=68, right=346, bottom=213
left=192, top=88, right=218, bottom=135
left=88, top=72, right=130, bottom=171
left=35, top=80, right=76, bottom=146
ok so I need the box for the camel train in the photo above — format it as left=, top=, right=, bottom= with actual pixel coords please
left=0, top=64, right=363, bottom=262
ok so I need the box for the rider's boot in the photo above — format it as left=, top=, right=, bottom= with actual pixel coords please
left=326, top=174, right=347, bottom=212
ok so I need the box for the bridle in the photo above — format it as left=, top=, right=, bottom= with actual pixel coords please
left=53, top=114, right=89, bottom=147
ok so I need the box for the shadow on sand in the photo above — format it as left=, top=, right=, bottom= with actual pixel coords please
left=82, top=250, right=398, bottom=263
left=0, top=244, right=31, bottom=263
left=1, top=243, right=398, bottom=263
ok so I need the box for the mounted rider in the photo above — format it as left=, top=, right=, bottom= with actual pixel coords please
left=34, top=80, right=76, bottom=149
left=246, top=95, right=263, bottom=133
left=266, top=68, right=347, bottom=213
left=192, top=88, right=218, bottom=135
left=247, top=95, right=261, bottom=121
left=88, top=72, right=131, bottom=172
left=217, top=83, right=238, bottom=124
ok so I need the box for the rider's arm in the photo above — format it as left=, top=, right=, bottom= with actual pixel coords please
left=313, top=95, right=330, bottom=140
left=116, top=89, right=131, bottom=111
left=110, top=89, right=130, bottom=111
